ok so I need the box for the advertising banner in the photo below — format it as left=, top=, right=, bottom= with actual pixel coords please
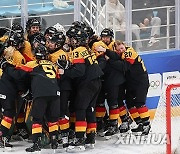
left=141, top=50, right=180, bottom=109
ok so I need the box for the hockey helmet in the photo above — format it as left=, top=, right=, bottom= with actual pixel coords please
left=53, top=23, right=66, bottom=35
left=66, top=26, right=76, bottom=38
left=26, top=18, right=41, bottom=32
left=71, top=28, right=88, bottom=47
left=48, top=32, right=66, bottom=49
left=32, top=33, right=48, bottom=60
left=71, top=21, right=86, bottom=29
left=83, top=26, right=95, bottom=39
left=11, top=23, right=24, bottom=34
left=8, top=32, right=24, bottom=49
left=44, top=26, right=57, bottom=36
left=100, top=28, right=114, bottom=38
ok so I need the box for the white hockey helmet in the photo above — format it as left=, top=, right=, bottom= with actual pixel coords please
left=53, top=23, right=66, bottom=35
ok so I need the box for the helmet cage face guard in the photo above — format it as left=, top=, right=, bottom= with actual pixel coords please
left=34, top=44, right=48, bottom=60
left=11, top=23, right=24, bottom=35
left=9, top=33, right=24, bottom=49
left=84, top=26, right=95, bottom=39
left=32, top=34, right=48, bottom=60
left=66, top=27, right=76, bottom=38
left=48, top=32, right=66, bottom=49
left=70, top=37, right=79, bottom=48
left=71, top=33, right=88, bottom=47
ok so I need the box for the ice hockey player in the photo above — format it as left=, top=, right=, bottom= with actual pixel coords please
left=44, top=26, right=57, bottom=41
left=94, top=28, right=131, bottom=138
left=0, top=32, right=31, bottom=148
left=1, top=34, right=61, bottom=152
left=11, top=23, right=36, bottom=62
left=95, top=40, right=151, bottom=136
left=47, top=32, right=72, bottom=150
left=57, top=27, right=103, bottom=152
left=25, top=18, right=41, bottom=46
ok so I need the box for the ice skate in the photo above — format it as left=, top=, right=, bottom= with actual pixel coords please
left=67, top=137, right=85, bottom=153
left=25, top=137, right=41, bottom=152
left=0, top=136, right=13, bottom=151
left=85, top=132, right=95, bottom=149
left=119, top=122, right=130, bottom=134
left=57, top=132, right=69, bottom=153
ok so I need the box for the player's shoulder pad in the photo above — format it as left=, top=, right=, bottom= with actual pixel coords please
left=94, top=41, right=108, bottom=48
left=25, top=60, right=38, bottom=68
left=0, top=35, right=8, bottom=42
left=20, top=61, right=37, bottom=72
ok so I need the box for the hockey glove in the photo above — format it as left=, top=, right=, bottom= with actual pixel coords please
left=63, top=44, right=70, bottom=52
left=3, top=46, right=15, bottom=60
left=57, top=59, right=71, bottom=70
left=0, top=57, right=8, bottom=69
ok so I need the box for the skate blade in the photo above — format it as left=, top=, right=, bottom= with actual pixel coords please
left=56, top=149, right=67, bottom=153
left=119, top=130, right=131, bottom=135
left=56, top=146, right=67, bottom=153
left=105, top=135, right=112, bottom=140
left=131, top=131, right=142, bottom=136
left=97, top=131, right=105, bottom=137
left=0, top=147, right=13, bottom=152
left=85, top=143, right=95, bottom=149
left=66, top=145, right=85, bottom=153
left=104, top=133, right=118, bottom=140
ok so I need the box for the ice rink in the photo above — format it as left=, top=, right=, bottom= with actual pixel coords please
left=2, top=133, right=179, bottom=154
left=0, top=137, right=142, bottom=154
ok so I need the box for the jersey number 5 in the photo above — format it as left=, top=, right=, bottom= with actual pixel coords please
left=42, top=65, right=56, bottom=78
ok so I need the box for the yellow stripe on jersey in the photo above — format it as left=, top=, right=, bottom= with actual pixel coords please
left=48, top=123, right=58, bottom=133
left=32, top=127, right=42, bottom=134
left=32, top=124, right=42, bottom=134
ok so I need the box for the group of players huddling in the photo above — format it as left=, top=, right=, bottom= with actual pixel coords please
left=0, top=18, right=151, bottom=153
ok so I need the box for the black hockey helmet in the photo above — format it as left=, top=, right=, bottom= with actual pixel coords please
left=100, top=28, right=114, bottom=38
left=8, top=32, right=24, bottom=49
left=26, top=18, right=41, bottom=32
left=71, top=28, right=88, bottom=47
left=44, top=26, right=57, bottom=36
left=71, top=21, right=86, bottom=29
left=66, top=26, right=77, bottom=38
left=48, top=32, right=66, bottom=49
left=32, top=33, right=48, bottom=60
left=83, top=26, right=95, bottom=39
left=11, top=23, right=24, bottom=34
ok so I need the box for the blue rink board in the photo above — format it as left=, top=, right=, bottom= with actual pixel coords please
left=140, top=49, right=180, bottom=109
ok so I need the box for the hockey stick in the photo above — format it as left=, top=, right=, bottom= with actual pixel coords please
left=7, top=96, right=26, bottom=139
